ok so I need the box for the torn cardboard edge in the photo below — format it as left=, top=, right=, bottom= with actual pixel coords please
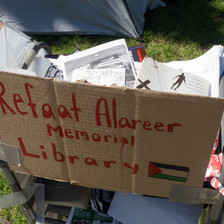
left=0, top=71, right=223, bottom=198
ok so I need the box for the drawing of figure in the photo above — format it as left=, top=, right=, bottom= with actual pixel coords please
left=45, top=64, right=64, bottom=79
left=171, top=73, right=186, bottom=91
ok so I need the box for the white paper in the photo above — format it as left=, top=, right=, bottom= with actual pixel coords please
left=135, top=56, right=210, bottom=96
left=0, top=21, right=35, bottom=69
left=0, top=68, right=36, bottom=76
left=164, top=45, right=224, bottom=97
left=61, top=39, right=136, bottom=88
left=108, top=192, right=203, bottom=224
left=28, top=57, right=64, bottom=80
left=133, top=61, right=141, bottom=74
left=72, top=68, right=126, bottom=86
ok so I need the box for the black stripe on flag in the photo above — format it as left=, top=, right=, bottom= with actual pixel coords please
left=149, top=161, right=189, bottom=182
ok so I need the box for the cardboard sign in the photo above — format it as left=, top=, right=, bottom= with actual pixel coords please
left=0, top=71, right=224, bottom=198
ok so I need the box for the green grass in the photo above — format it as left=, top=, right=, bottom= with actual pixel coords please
left=1, top=0, right=224, bottom=223
left=34, top=0, right=224, bottom=62
left=143, top=0, right=224, bottom=62
left=0, top=172, right=29, bottom=224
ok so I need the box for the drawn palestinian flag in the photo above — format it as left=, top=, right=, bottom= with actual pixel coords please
left=149, top=162, right=189, bottom=182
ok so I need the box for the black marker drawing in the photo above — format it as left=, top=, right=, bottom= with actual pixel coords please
left=45, top=64, right=64, bottom=79
left=137, top=79, right=151, bottom=89
left=171, top=73, right=186, bottom=91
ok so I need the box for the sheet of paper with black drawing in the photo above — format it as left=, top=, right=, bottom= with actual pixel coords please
left=72, top=68, right=126, bottom=87
left=165, top=45, right=224, bottom=97
left=61, top=39, right=136, bottom=88
left=134, top=56, right=210, bottom=96
left=28, top=57, right=64, bottom=80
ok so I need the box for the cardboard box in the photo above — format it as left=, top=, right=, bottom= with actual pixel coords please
left=1, top=71, right=223, bottom=198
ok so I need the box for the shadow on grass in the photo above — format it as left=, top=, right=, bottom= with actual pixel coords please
left=143, top=0, right=224, bottom=48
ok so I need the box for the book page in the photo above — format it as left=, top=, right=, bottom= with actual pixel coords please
left=164, top=45, right=224, bottom=97
left=134, top=57, right=210, bottom=96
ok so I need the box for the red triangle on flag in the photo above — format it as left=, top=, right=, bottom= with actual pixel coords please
left=149, top=162, right=162, bottom=177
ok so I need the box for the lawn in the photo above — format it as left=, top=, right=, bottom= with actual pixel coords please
left=0, top=0, right=224, bottom=223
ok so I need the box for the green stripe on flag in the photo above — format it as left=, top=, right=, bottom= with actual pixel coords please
left=152, top=173, right=187, bottom=182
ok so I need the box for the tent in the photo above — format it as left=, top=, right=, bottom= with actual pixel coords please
left=0, top=0, right=165, bottom=39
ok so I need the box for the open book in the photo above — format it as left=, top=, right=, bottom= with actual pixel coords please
left=134, top=56, right=210, bottom=96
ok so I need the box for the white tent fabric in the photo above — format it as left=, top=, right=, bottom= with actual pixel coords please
left=0, top=0, right=165, bottom=39
left=0, top=21, right=35, bottom=69
left=0, top=22, right=47, bottom=70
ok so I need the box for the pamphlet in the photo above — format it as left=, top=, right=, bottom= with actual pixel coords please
left=61, top=39, right=136, bottom=88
